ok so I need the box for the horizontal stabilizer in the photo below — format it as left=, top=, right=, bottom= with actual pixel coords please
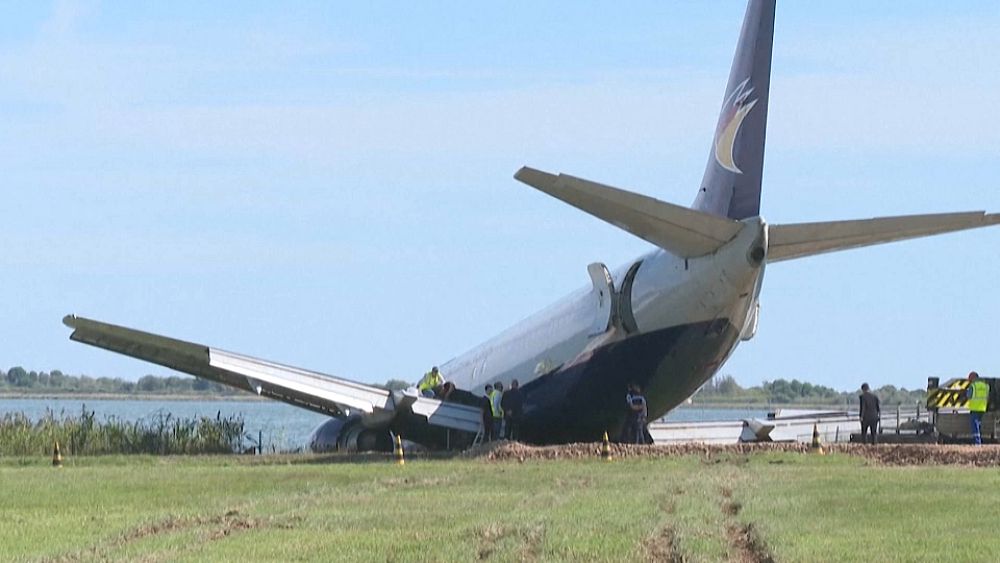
left=515, top=167, right=742, bottom=257
left=768, top=212, right=1000, bottom=262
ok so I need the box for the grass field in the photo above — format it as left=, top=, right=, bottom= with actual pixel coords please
left=2, top=450, right=999, bottom=562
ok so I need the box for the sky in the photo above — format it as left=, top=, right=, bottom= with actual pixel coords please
left=2, top=1, right=998, bottom=392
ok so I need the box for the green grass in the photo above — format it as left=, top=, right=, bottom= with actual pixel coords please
left=2, top=452, right=999, bottom=561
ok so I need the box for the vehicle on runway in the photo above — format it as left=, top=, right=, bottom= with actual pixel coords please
left=64, top=0, right=999, bottom=451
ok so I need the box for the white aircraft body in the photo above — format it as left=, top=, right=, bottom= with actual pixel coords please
left=64, top=0, right=999, bottom=450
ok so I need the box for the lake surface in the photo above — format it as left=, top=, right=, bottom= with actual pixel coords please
left=0, top=397, right=769, bottom=450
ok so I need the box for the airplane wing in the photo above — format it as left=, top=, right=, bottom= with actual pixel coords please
left=63, top=315, right=395, bottom=419
left=767, top=212, right=1000, bottom=262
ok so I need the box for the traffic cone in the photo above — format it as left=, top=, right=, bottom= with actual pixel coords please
left=52, top=441, right=63, bottom=467
left=601, top=431, right=613, bottom=461
left=810, top=423, right=825, bottom=455
left=394, top=434, right=405, bottom=466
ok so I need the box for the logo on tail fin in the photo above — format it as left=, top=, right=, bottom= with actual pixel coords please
left=713, top=78, right=758, bottom=174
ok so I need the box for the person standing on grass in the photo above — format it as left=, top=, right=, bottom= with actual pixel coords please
left=481, top=384, right=495, bottom=442
left=490, top=382, right=505, bottom=439
left=500, top=379, right=524, bottom=441
left=618, top=384, right=637, bottom=443
left=858, top=383, right=880, bottom=444
left=629, top=384, right=651, bottom=444
left=965, top=371, right=989, bottom=446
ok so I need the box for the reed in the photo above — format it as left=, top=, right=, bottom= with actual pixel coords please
left=0, top=407, right=248, bottom=456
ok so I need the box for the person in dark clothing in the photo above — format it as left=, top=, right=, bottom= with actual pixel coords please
left=618, top=383, right=638, bottom=443
left=629, top=385, right=651, bottom=444
left=500, top=379, right=525, bottom=441
left=858, top=383, right=881, bottom=444
left=481, top=384, right=495, bottom=442
left=439, top=381, right=455, bottom=401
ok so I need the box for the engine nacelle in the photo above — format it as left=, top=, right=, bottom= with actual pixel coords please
left=308, top=416, right=393, bottom=453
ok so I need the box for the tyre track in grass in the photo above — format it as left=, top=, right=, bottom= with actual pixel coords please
left=720, top=485, right=774, bottom=562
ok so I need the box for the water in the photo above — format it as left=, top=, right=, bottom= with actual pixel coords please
left=0, top=398, right=768, bottom=450
left=661, top=407, right=769, bottom=423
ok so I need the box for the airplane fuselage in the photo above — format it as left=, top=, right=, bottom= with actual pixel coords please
left=438, top=218, right=767, bottom=441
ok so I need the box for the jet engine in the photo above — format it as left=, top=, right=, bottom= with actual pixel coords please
left=308, top=416, right=393, bottom=453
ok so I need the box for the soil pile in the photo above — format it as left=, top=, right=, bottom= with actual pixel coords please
left=465, top=441, right=808, bottom=461
left=465, top=441, right=1000, bottom=466
left=833, top=444, right=1000, bottom=467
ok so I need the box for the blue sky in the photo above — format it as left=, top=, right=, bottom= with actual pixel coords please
left=2, top=1, right=998, bottom=392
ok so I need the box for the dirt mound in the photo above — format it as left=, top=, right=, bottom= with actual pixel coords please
left=466, top=441, right=1000, bottom=466
left=830, top=444, right=1000, bottom=467
left=465, top=441, right=809, bottom=461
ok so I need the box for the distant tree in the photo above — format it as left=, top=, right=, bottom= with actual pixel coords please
left=77, top=375, right=96, bottom=392
left=49, top=370, right=66, bottom=388
left=95, top=377, right=118, bottom=393
left=137, top=375, right=162, bottom=392
left=381, top=379, right=411, bottom=392
left=7, top=366, right=29, bottom=387
left=717, top=375, right=742, bottom=395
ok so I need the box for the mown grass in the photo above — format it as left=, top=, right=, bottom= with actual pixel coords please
left=2, top=451, right=999, bottom=561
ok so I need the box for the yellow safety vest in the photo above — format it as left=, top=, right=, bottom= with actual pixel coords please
left=418, top=371, right=442, bottom=392
left=488, top=390, right=504, bottom=418
left=969, top=380, right=989, bottom=413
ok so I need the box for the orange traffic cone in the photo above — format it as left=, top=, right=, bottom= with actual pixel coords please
left=394, top=434, right=405, bottom=466
left=601, top=431, right=613, bottom=461
left=810, top=424, right=825, bottom=455
left=52, top=441, right=63, bottom=467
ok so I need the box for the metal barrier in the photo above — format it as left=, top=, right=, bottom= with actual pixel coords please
left=649, top=407, right=931, bottom=445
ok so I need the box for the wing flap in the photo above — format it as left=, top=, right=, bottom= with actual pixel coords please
left=768, top=212, right=1000, bottom=262
left=514, top=167, right=742, bottom=257
left=209, top=349, right=392, bottom=414
left=408, top=396, right=483, bottom=433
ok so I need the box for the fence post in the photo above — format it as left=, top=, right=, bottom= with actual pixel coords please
left=896, top=405, right=900, bottom=435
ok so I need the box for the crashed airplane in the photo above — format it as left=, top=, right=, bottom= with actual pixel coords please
left=65, top=0, right=999, bottom=450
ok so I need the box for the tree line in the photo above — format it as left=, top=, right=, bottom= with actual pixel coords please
left=696, top=374, right=928, bottom=407
left=0, top=366, right=240, bottom=396
left=0, top=366, right=412, bottom=397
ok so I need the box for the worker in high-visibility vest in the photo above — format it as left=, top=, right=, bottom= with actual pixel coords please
left=489, top=382, right=505, bottom=439
left=417, top=366, right=445, bottom=398
left=965, top=371, right=990, bottom=445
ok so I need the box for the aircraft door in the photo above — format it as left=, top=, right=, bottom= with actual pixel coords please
left=587, top=263, right=616, bottom=336
left=587, top=261, right=643, bottom=336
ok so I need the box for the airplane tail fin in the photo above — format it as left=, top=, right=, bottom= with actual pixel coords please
left=768, top=212, right=1000, bottom=262
left=694, top=0, right=775, bottom=220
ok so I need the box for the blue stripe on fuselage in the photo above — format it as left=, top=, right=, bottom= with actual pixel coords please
left=516, top=318, right=739, bottom=443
